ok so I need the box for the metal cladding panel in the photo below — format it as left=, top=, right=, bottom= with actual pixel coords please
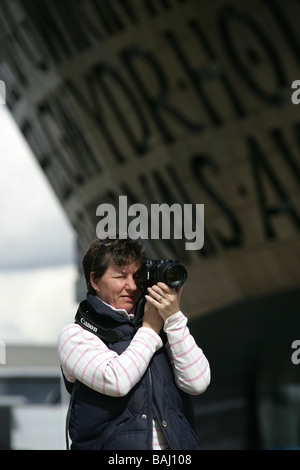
left=0, top=0, right=299, bottom=318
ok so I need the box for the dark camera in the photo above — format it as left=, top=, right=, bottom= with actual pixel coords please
left=134, top=259, right=188, bottom=292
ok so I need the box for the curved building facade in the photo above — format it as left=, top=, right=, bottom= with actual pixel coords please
left=1, top=0, right=300, bottom=449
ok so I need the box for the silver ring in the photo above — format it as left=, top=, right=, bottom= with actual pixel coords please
left=159, top=295, right=164, bottom=303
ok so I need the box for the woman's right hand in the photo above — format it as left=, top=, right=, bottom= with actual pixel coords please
left=142, top=300, right=164, bottom=334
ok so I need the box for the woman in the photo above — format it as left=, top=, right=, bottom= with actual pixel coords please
left=58, top=237, right=210, bottom=450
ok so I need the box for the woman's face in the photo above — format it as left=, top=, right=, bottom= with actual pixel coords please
left=90, top=261, right=140, bottom=313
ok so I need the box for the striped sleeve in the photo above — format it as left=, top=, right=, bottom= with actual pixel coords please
left=163, top=311, right=211, bottom=395
left=57, top=324, right=163, bottom=397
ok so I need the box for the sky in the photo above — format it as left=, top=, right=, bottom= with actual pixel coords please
left=0, top=105, right=79, bottom=345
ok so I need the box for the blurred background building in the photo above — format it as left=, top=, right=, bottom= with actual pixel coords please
left=0, top=0, right=299, bottom=449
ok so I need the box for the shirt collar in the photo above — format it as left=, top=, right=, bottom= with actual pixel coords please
left=96, top=297, right=135, bottom=320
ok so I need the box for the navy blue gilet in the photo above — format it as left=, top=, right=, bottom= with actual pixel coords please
left=63, top=294, right=201, bottom=450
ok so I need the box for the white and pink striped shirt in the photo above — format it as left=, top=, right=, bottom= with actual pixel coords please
left=58, top=308, right=210, bottom=449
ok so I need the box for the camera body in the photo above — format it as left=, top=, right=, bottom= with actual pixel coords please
left=134, top=259, right=187, bottom=292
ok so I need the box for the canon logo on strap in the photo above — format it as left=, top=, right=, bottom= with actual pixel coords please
left=80, top=317, right=98, bottom=333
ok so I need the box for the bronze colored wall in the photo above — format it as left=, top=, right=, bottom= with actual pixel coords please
left=1, top=0, right=299, bottom=320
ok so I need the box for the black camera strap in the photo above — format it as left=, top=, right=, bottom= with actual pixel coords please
left=65, top=379, right=79, bottom=450
left=75, top=303, right=122, bottom=343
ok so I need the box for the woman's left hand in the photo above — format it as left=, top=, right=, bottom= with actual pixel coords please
left=145, top=282, right=183, bottom=321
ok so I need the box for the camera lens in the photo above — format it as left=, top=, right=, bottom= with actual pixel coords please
left=164, top=264, right=187, bottom=288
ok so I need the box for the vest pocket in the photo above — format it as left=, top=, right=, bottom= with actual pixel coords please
left=177, top=412, right=201, bottom=449
left=98, top=408, right=134, bottom=450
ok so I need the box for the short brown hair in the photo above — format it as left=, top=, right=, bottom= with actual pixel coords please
left=82, top=238, right=147, bottom=294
